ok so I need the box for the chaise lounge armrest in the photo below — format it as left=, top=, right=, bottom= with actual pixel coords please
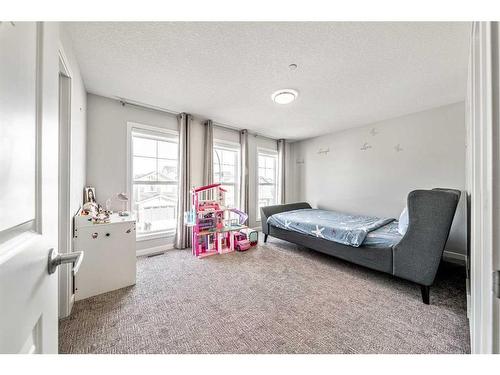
left=260, top=202, right=312, bottom=235
left=392, top=189, right=460, bottom=287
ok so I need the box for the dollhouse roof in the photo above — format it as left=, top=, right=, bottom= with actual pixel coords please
left=193, top=183, right=227, bottom=193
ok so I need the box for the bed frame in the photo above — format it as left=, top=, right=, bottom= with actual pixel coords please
left=260, top=188, right=461, bottom=304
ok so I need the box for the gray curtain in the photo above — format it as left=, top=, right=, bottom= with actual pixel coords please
left=203, top=120, right=214, bottom=186
left=239, top=129, right=249, bottom=212
left=174, top=113, right=192, bottom=249
left=277, top=139, right=286, bottom=204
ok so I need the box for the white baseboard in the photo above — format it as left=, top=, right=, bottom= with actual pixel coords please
left=136, top=243, right=174, bottom=257
left=443, top=250, right=467, bottom=265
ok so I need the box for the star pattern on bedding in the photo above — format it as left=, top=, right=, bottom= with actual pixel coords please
left=267, top=208, right=395, bottom=247
left=311, top=225, right=325, bottom=238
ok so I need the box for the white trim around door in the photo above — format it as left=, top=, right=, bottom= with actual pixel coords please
left=57, top=46, right=74, bottom=319
left=467, top=21, right=500, bottom=354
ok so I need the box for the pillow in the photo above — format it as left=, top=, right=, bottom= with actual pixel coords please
left=398, top=207, right=409, bottom=235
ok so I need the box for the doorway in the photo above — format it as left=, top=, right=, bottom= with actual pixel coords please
left=58, top=52, right=73, bottom=319
left=467, top=21, right=500, bottom=354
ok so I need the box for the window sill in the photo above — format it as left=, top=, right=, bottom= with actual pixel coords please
left=136, top=231, right=174, bottom=242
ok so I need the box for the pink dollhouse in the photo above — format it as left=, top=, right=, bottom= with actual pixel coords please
left=184, top=183, right=252, bottom=258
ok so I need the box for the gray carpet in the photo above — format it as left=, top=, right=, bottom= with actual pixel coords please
left=59, top=238, right=470, bottom=354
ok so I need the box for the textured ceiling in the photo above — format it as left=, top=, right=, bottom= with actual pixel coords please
left=66, top=22, right=471, bottom=140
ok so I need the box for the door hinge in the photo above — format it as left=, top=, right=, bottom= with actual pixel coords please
left=495, top=271, right=500, bottom=299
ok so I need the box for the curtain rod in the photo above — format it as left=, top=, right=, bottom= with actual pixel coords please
left=117, top=96, right=278, bottom=141
left=118, top=97, right=179, bottom=117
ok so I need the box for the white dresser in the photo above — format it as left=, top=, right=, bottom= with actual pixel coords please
left=74, top=213, right=136, bottom=301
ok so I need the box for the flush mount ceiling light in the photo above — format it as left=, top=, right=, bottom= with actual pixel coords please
left=271, top=89, right=298, bottom=105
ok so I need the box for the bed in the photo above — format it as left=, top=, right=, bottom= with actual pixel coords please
left=267, top=208, right=402, bottom=248
left=260, top=188, right=461, bottom=304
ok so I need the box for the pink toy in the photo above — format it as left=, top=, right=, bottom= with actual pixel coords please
left=234, top=232, right=251, bottom=251
left=185, top=183, right=250, bottom=258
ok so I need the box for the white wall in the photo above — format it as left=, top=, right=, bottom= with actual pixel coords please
left=86, top=94, right=206, bottom=251
left=86, top=94, right=278, bottom=248
left=86, top=94, right=180, bottom=250
left=214, top=126, right=240, bottom=144
left=59, top=26, right=87, bottom=238
left=289, top=102, right=467, bottom=255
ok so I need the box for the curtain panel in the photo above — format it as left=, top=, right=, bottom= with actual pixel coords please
left=203, top=120, right=214, bottom=186
left=239, top=129, right=249, bottom=213
left=174, top=113, right=192, bottom=249
left=277, top=138, right=286, bottom=204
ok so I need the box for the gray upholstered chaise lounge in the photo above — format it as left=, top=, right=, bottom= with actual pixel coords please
left=260, top=188, right=461, bottom=305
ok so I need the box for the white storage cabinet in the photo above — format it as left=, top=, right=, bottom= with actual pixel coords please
left=74, top=213, right=136, bottom=301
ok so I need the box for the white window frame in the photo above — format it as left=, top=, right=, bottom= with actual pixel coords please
left=126, top=122, right=179, bottom=241
left=213, top=139, right=241, bottom=209
left=256, top=147, right=279, bottom=221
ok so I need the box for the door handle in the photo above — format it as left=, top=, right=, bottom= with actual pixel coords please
left=47, top=248, right=84, bottom=276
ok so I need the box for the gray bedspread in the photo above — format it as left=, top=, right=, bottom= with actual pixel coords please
left=267, top=208, right=395, bottom=247
left=363, top=220, right=403, bottom=248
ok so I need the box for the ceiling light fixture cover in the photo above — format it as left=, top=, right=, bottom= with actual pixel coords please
left=271, top=89, right=298, bottom=105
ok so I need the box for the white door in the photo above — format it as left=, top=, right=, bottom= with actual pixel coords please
left=0, top=22, right=59, bottom=353
left=493, top=23, right=500, bottom=354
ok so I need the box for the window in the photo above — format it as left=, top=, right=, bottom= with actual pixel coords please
left=257, top=148, right=278, bottom=220
left=129, top=124, right=178, bottom=239
left=213, top=141, right=240, bottom=208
